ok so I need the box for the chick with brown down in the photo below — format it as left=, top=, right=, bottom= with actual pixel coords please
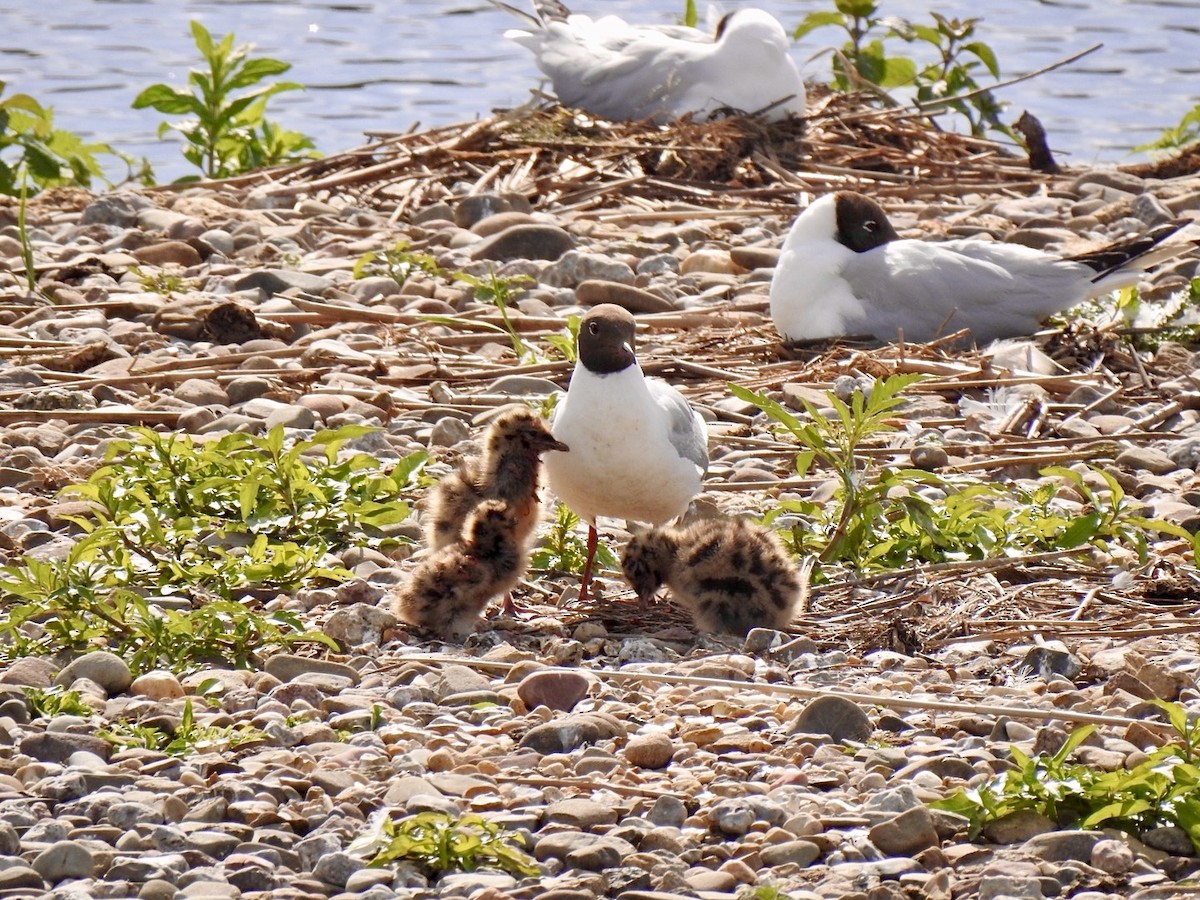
left=622, top=517, right=801, bottom=635
left=395, top=500, right=528, bottom=638
left=426, top=406, right=568, bottom=552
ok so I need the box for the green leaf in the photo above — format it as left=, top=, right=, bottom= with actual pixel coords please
left=965, top=41, right=1001, bottom=77
left=682, top=0, right=698, bottom=29
left=132, top=84, right=200, bottom=114
left=190, top=20, right=215, bottom=58
left=877, top=55, right=918, bottom=88
left=227, top=58, right=294, bottom=90
left=794, top=10, right=845, bottom=38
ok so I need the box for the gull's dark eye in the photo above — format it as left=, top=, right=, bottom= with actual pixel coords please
left=863, top=220, right=878, bottom=233
left=588, top=321, right=600, bottom=335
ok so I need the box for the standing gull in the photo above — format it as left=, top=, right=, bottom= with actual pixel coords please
left=769, top=190, right=1187, bottom=345
left=544, top=304, right=708, bottom=601
left=492, top=2, right=806, bottom=123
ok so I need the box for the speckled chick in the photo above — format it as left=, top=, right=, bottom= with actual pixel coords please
left=622, top=517, right=801, bottom=635
left=426, top=406, right=568, bottom=551
left=396, top=499, right=528, bottom=638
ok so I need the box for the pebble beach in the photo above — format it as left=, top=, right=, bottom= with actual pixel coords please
left=0, top=99, right=1199, bottom=900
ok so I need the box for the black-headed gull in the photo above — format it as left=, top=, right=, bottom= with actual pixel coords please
left=493, top=2, right=806, bottom=123
left=622, top=516, right=801, bottom=635
left=544, top=303, right=708, bottom=601
left=769, top=191, right=1187, bottom=344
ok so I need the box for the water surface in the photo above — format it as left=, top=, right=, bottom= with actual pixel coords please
left=2, top=0, right=1198, bottom=182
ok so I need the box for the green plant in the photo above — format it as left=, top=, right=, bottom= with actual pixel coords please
left=132, top=20, right=318, bottom=180
left=0, top=425, right=426, bottom=673
left=732, top=375, right=1197, bottom=575
left=1137, top=102, right=1200, bottom=155
left=0, top=81, right=108, bottom=195
left=353, top=241, right=442, bottom=288
left=530, top=503, right=618, bottom=574
left=349, top=811, right=539, bottom=879
left=933, top=701, right=1200, bottom=852
left=131, top=265, right=199, bottom=296
left=100, top=698, right=265, bottom=756
left=454, top=269, right=536, bottom=361
left=23, top=685, right=93, bottom=718
left=795, top=1, right=1009, bottom=137
left=543, top=315, right=581, bottom=364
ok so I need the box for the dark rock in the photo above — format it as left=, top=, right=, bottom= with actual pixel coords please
left=1017, top=646, right=1081, bottom=681
left=520, top=713, right=626, bottom=753
left=468, top=224, right=575, bottom=262
left=868, top=806, right=941, bottom=856
left=575, top=279, right=674, bottom=313
left=20, top=732, right=112, bottom=764
left=791, top=695, right=872, bottom=742
left=517, top=669, right=592, bottom=712
left=233, top=269, right=335, bottom=296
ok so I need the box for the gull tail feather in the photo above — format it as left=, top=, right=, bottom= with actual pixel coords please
left=1069, top=220, right=1190, bottom=283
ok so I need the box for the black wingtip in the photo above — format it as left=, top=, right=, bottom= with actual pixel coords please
left=1069, top=219, right=1190, bottom=280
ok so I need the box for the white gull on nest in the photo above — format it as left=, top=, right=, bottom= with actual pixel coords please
left=769, top=190, right=1189, bottom=345
left=492, top=1, right=806, bottom=123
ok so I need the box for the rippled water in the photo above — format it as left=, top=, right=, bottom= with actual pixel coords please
left=2, top=0, right=1199, bottom=182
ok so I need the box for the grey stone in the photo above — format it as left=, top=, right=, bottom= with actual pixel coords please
left=264, top=653, right=360, bottom=684
left=711, top=799, right=756, bottom=836
left=0, top=866, right=45, bottom=891
left=56, top=650, right=132, bottom=694
left=541, top=251, right=636, bottom=288
left=868, top=806, right=940, bottom=856
left=32, top=839, right=95, bottom=882
left=791, top=695, right=872, bottom=742
left=468, top=224, right=575, bottom=262
left=544, top=798, right=619, bottom=830
left=81, top=192, right=155, bottom=227
left=1021, top=829, right=1105, bottom=862
left=0, top=656, right=59, bottom=687
left=20, top=732, right=112, bottom=764
left=322, top=602, right=398, bottom=647
left=646, top=795, right=687, bottom=828
left=574, top=279, right=674, bottom=313
left=534, top=831, right=636, bottom=864
left=759, top=839, right=822, bottom=867
left=1116, top=445, right=1181, bottom=474
left=455, top=193, right=520, bottom=228
left=429, top=415, right=471, bottom=446
left=517, top=669, right=591, bottom=712
left=520, top=713, right=626, bottom=753
left=1141, top=825, right=1195, bottom=855
left=978, top=874, right=1048, bottom=900
left=313, top=850, right=363, bottom=887
left=982, top=809, right=1057, bottom=844
left=1090, top=837, right=1135, bottom=873
left=1017, top=646, right=1082, bottom=681
left=233, top=269, right=335, bottom=296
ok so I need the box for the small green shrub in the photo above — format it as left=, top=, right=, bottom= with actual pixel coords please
left=795, top=0, right=1009, bottom=137
left=0, top=425, right=425, bottom=673
left=0, top=81, right=108, bottom=195
left=933, top=700, right=1200, bottom=852
left=530, top=503, right=619, bottom=575
left=732, top=375, right=1197, bottom=575
left=133, top=20, right=318, bottom=180
left=353, top=241, right=442, bottom=288
left=349, top=811, right=539, bottom=879
left=454, top=269, right=536, bottom=362
left=101, top=698, right=265, bottom=756
left=23, top=685, right=93, bottom=718
left=1137, top=102, right=1200, bottom=155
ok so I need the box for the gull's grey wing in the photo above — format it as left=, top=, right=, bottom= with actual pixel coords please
left=648, top=379, right=709, bottom=472
left=839, top=240, right=1095, bottom=343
